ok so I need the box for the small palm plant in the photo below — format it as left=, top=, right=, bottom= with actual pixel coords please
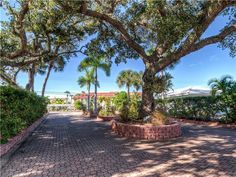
left=77, top=69, right=95, bottom=112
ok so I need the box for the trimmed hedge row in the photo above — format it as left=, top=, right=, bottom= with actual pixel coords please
left=0, top=86, right=48, bottom=144
left=156, top=95, right=236, bottom=123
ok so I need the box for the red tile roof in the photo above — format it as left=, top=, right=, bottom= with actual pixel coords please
left=73, top=92, right=142, bottom=100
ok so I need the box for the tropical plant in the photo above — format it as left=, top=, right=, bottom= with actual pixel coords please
left=50, top=98, right=65, bottom=104
left=78, top=54, right=111, bottom=114
left=74, top=100, right=86, bottom=111
left=208, top=75, right=236, bottom=95
left=112, top=91, right=129, bottom=112
left=208, top=75, right=236, bottom=123
left=116, top=70, right=142, bottom=101
left=77, top=69, right=95, bottom=112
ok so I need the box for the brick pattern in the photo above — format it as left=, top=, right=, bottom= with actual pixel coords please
left=1, top=112, right=236, bottom=177
left=97, top=115, right=115, bottom=121
left=0, top=115, right=46, bottom=157
left=112, top=121, right=182, bottom=140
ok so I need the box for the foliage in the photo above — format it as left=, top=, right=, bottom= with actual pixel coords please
left=98, top=97, right=115, bottom=116
left=0, top=86, right=47, bottom=144
left=151, top=111, right=169, bottom=125
left=78, top=52, right=111, bottom=112
left=119, top=93, right=141, bottom=122
left=99, top=108, right=115, bottom=117
left=50, top=98, right=65, bottom=104
left=156, top=95, right=236, bottom=123
left=208, top=75, right=236, bottom=123
left=153, top=72, right=173, bottom=95
left=77, top=69, right=95, bottom=111
left=74, top=100, right=86, bottom=111
left=112, top=91, right=128, bottom=112
left=116, top=70, right=142, bottom=99
left=56, top=0, right=235, bottom=116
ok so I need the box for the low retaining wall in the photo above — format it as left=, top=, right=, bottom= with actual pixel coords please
left=0, top=114, right=47, bottom=157
left=111, top=121, right=181, bottom=140
left=97, top=115, right=115, bottom=121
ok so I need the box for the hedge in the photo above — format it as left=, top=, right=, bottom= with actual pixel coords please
left=0, top=86, right=48, bottom=144
left=156, top=95, right=236, bottom=123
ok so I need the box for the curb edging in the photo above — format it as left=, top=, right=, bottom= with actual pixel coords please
left=0, top=114, right=48, bottom=169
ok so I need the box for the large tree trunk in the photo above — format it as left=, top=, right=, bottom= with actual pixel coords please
left=42, top=61, right=54, bottom=97
left=139, top=66, right=156, bottom=118
left=94, top=67, right=98, bottom=114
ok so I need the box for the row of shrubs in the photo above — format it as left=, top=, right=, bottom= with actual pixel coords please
left=73, top=91, right=141, bottom=121
left=156, top=95, right=236, bottom=123
left=0, top=86, right=48, bottom=144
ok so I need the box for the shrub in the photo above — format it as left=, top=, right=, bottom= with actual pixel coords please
left=156, top=95, right=236, bottom=123
left=119, top=93, right=141, bottom=122
left=98, top=97, right=115, bottom=117
left=151, top=111, right=169, bottom=125
left=50, top=98, right=65, bottom=104
left=112, top=91, right=128, bottom=112
left=74, top=100, right=86, bottom=111
left=0, top=86, right=47, bottom=144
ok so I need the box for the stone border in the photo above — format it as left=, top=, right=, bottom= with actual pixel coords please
left=97, top=115, right=115, bottom=121
left=111, top=120, right=182, bottom=140
left=170, top=117, right=236, bottom=129
left=0, top=114, right=48, bottom=157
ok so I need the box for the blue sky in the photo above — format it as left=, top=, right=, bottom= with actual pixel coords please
left=1, top=7, right=236, bottom=94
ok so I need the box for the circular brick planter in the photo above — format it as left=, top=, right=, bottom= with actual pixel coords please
left=97, top=115, right=115, bottom=121
left=111, top=120, right=182, bottom=140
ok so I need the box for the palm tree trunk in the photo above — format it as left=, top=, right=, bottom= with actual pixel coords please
left=127, top=85, right=130, bottom=102
left=94, top=67, right=98, bottom=114
left=87, top=84, right=91, bottom=112
left=42, top=61, right=54, bottom=97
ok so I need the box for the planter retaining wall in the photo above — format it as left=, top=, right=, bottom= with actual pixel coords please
left=97, top=115, right=115, bottom=121
left=111, top=120, right=181, bottom=140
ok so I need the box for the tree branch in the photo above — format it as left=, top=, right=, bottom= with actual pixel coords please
left=0, top=69, right=20, bottom=87
left=155, top=1, right=236, bottom=71
left=74, top=1, right=149, bottom=63
left=189, top=24, right=236, bottom=54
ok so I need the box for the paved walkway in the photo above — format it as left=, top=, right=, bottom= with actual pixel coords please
left=1, top=112, right=236, bottom=177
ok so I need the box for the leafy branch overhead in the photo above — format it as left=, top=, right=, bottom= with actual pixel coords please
left=56, top=0, right=236, bottom=70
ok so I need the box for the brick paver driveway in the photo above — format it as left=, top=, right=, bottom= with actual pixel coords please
left=1, top=112, right=236, bottom=177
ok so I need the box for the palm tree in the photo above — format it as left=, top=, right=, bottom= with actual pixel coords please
left=78, top=55, right=111, bottom=114
left=77, top=69, right=95, bottom=112
left=117, top=70, right=141, bottom=101
left=208, top=75, right=236, bottom=96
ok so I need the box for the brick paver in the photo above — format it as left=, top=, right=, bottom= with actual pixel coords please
left=1, top=112, right=236, bottom=177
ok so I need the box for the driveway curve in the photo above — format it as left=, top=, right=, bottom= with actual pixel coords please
left=1, top=112, right=236, bottom=177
